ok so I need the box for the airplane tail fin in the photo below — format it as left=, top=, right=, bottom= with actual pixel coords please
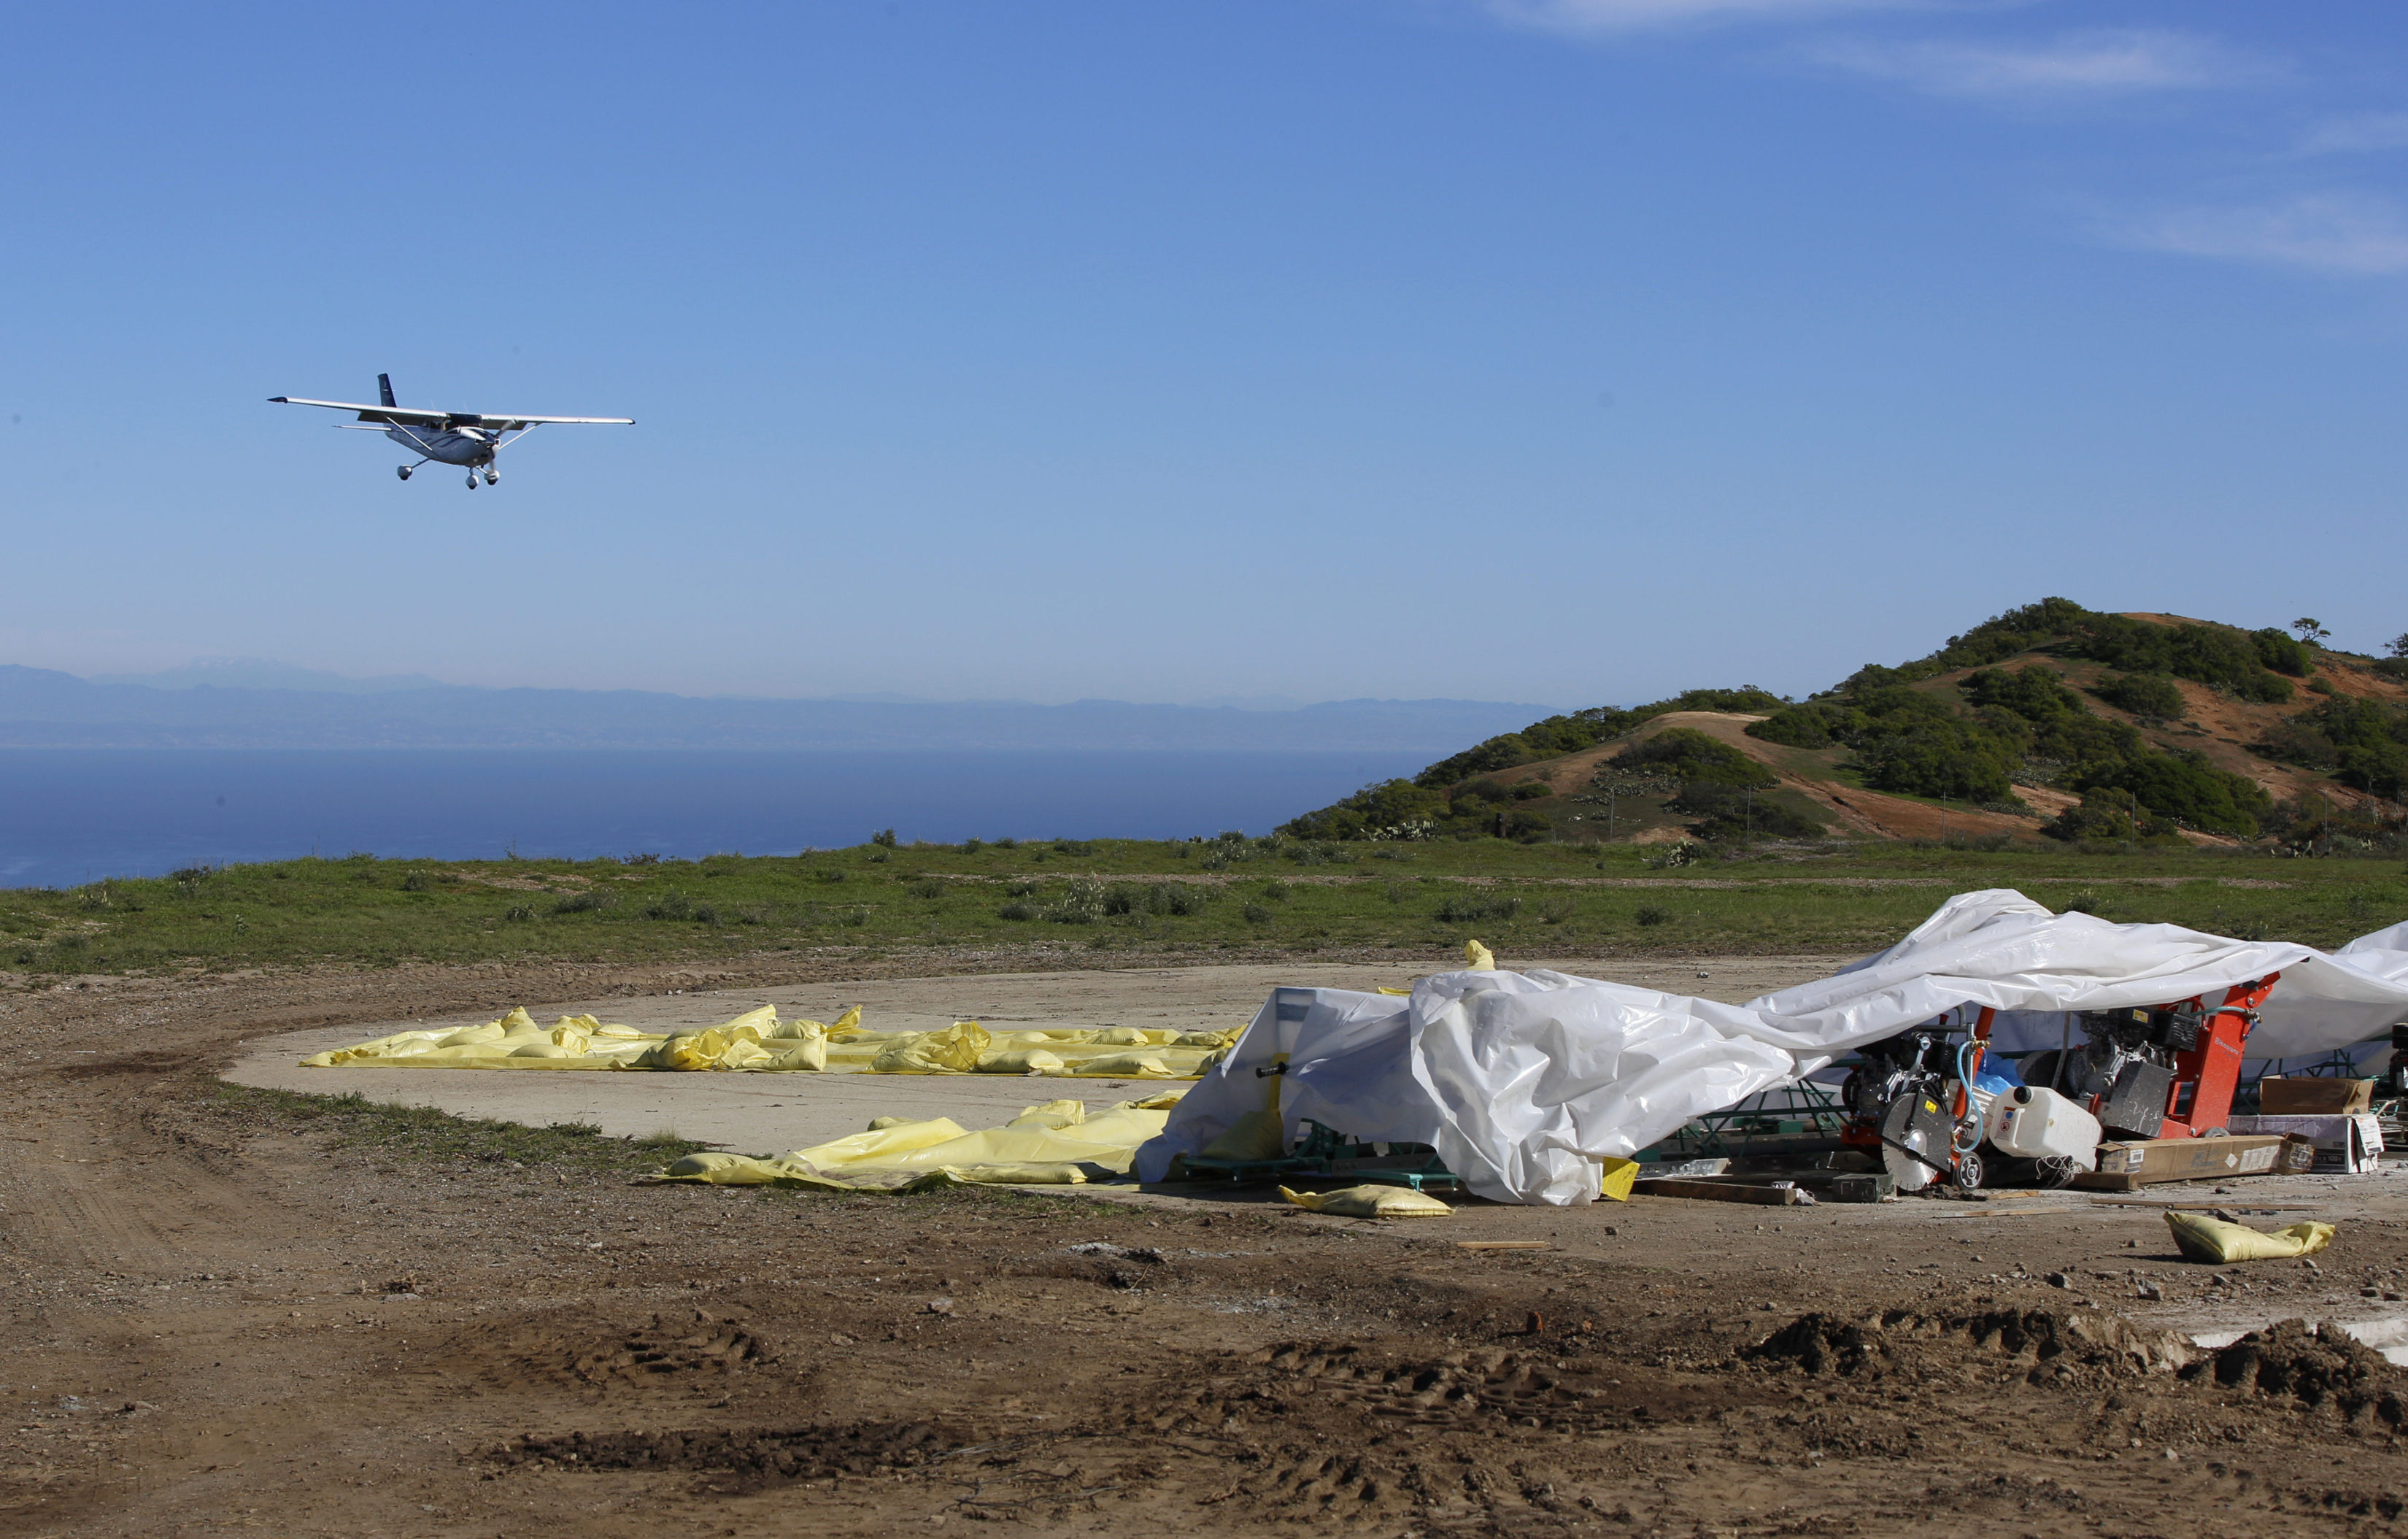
left=377, top=374, right=397, bottom=409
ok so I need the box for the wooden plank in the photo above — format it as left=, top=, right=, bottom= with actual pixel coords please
left=1632, top=1178, right=1806, bottom=1206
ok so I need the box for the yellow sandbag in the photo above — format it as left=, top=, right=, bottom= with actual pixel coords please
left=1198, top=1108, right=1288, bottom=1162
left=1598, top=1157, right=1639, bottom=1203
left=1464, top=940, right=1497, bottom=971
left=509, top=1043, right=582, bottom=1059
left=936, top=1162, right=1091, bottom=1185
left=823, top=1006, right=865, bottom=1039
left=2166, top=1211, right=2336, bottom=1264
left=1071, top=1052, right=1174, bottom=1078
left=871, top=1020, right=992, bottom=1073
left=976, top=1049, right=1065, bottom=1075
left=1279, top=1184, right=1453, bottom=1218
left=1091, top=1026, right=1149, bottom=1046
left=764, top=1039, right=827, bottom=1071
left=662, top=1152, right=790, bottom=1184
left=1378, top=986, right=1411, bottom=996
left=766, top=1016, right=825, bottom=1041
left=1008, top=1099, right=1087, bottom=1130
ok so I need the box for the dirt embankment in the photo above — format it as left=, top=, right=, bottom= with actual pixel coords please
left=9, top=959, right=2408, bottom=1535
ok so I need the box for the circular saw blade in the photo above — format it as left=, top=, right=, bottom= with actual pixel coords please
left=1878, top=1089, right=1954, bottom=1192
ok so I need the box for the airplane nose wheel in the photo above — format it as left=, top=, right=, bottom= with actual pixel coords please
left=482, top=468, right=499, bottom=486
left=396, top=466, right=412, bottom=481
left=466, top=471, right=481, bottom=489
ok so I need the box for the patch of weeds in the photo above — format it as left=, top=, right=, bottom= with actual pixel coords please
left=209, top=1085, right=709, bottom=1174
left=1635, top=905, right=1671, bottom=927
left=1537, top=898, right=1576, bottom=925
left=1045, top=878, right=1104, bottom=925
left=1148, top=882, right=1209, bottom=917
left=871, top=828, right=899, bottom=848
left=1242, top=903, right=1274, bottom=924
left=504, top=904, right=536, bottom=922
left=645, top=890, right=696, bottom=922
left=907, top=878, right=945, bottom=900
left=997, top=901, right=1038, bottom=922
left=1258, top=880, right=1292, bottom=902
left=552, top=890, right=616, bottom=915
left=1435, top=893, right=1521, bottom=925
left=400, top=869, right=436, bottom=892
left=814, top=868, right=849, bottom=884
left=1006, top=879, right=1041, bottom=898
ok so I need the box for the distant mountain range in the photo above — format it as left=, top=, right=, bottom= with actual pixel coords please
left=0, top=666, right=1553, bottom=753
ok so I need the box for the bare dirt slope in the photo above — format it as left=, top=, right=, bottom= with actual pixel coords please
left=10, top=957, right=2408, bottom=1537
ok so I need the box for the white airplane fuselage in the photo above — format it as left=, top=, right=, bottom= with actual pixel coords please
left=384, top=423, right=496, bottom=467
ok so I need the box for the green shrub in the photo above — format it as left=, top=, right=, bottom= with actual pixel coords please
left=2070, top=752, right=2269, bottom=836
left=551, top=890, right=615, bottom=914
left=870, top=828, right=898, bottom=848
left=1635, top=905, right=1670, bottom=926
left=1149, top=883, right=1210, bottom=917
left=997, top=900, right=1038, bottom=921
left=1241, top=903, right=1273, bottom=924
left=1435, top=893, right=1522, bottom=924
left=907, top=877, right=945, bottom=900
left=1610, top=728, right=1775, bottom=789
left=1676, top=784, right=1827, bottom=842
left=2089, top=673, right=2186, bottom=720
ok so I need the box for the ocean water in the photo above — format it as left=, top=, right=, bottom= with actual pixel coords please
left=0, top=748, right=1427, bottom=890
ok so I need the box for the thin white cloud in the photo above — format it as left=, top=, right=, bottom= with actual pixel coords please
left=2299, top=112, right=2408, bottom=156
left=1807, top=28, right=2262, bottom=100
left=2115, top=193, right=2408, bottom=277
left=1484, top=0, right=1921, bottom=36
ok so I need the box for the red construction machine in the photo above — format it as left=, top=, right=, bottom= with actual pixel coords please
left=1839, top=973, right=2280, bottom=1192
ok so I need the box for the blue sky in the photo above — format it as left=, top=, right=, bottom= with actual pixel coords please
left=4, top=1, right=2404, bottom=707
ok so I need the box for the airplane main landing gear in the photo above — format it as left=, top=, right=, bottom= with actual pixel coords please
left=482, top=467, right=499, bottom=486
left=466, top=470, right=481, bottom=489
left=396, top=465, right=413, bottom=481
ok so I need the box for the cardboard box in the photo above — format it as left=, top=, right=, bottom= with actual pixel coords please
left=2072, top=1133, right=2288, bottom=1190
left=2258, top=1077, right=2375, bottom=1115
left=2231, top=1113, right=2385, bottom=1174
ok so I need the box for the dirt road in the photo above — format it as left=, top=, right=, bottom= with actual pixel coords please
left=8, top=947, right=2408, bottom=1537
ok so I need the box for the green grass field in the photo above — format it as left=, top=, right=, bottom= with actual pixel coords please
left=5, top=833, right=2403, bottom=979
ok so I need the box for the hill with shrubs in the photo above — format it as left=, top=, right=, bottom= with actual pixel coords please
left=1279, top=599, right=2408, bottom=853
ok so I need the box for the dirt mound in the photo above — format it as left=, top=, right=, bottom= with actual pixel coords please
left=1747, top=1307, right=2197, bottom=1380
left=494, top=1419, right=958, bottom=1488
left=2185, top=1319, right=2408, bottom=1421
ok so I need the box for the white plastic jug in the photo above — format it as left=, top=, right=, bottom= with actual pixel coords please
left=1987, top=1085, right=2102, bottom=1168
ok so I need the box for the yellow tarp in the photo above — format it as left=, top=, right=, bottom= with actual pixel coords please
left=655, top=1094, right=1186, bottom=1191
left=301, top=1005, right=1236, bottom=1079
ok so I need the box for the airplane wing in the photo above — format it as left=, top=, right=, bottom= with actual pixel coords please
left=271, top=396, right=450, bottom=425
left=269, top=397, right=634, bottom=429
left=464, top=414, right=636, bottom=429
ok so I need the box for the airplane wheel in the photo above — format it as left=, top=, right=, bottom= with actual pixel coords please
left=467, top=473, right=479, bottom=488
left=396, top=466, right=412, bottom=481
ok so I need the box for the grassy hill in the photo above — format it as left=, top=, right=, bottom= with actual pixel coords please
left=1281, top=599, right=2408, bottom=854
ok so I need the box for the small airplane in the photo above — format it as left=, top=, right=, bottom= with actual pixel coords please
left=269, top=374, right=633, bottom=487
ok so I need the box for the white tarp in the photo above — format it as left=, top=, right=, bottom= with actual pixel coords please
left=1137, top=889, right=2408, bottom=1206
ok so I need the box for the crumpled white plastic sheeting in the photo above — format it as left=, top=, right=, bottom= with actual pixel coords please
left=1138, top=890, right=2408, bottom=1208
left=1776, top=890, right=2408, bottom=1067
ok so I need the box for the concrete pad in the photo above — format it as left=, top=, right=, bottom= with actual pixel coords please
left=222, top=954, right=1849, bottom=1164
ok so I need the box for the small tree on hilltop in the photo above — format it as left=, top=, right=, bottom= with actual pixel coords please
left=2388, top=633, right=2408, bottom=660
left=2293, top=617, right=2331, bottom=646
